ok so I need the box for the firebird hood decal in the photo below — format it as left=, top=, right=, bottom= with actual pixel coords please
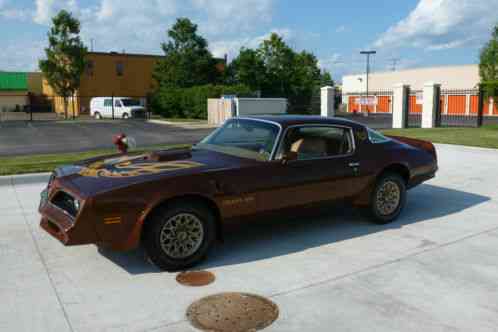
left=53, top=148, right=258, bottom=196
left=78, top=154, right=205, bottom=178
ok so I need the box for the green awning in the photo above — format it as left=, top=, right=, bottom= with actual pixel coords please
left=0, top=72, right=28, bottom=91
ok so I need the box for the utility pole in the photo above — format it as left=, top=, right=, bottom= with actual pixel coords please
left=389, top=58, right=400, bottom=71
left=90, top=38, right=94, bottom=52
left=360, top=50, right=376, bottom=116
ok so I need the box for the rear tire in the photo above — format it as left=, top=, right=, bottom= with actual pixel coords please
left=368, top=173, right=406, bottom=224
left=143, top=202, right=216, bottom=271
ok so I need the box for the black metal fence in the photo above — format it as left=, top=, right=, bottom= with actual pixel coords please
left=435, top=89, right=481, bottom=127
left=337, top=90, right=394, bottom=129
left=407, top=89, right=422, bottom=128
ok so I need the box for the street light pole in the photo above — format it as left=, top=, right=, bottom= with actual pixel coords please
left=360, top=50, right=376, bottom=116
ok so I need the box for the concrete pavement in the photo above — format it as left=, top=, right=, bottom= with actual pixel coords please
left=1, top=144, right=498, bottom=332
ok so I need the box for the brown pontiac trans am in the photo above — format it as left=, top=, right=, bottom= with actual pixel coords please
left=39, top=116, right=437, bottom=271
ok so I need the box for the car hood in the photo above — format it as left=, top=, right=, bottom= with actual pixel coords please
left=53, top=148, right=253, bottom=196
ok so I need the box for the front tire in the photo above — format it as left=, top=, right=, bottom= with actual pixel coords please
left=94, top=112, right=102, bottom=120
left=143, top=202, right=216, bottom=271
left=122, top=113, right=129, bottom=119
left=368, top=173, right=406, bottom=224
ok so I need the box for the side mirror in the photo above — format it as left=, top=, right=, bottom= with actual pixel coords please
left=281, top=151, right=298, bottom=164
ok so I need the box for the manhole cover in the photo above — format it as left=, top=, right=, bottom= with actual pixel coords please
left=187, top=292, right=279, bottom=332
left=176, top=271, right=215, bottom=287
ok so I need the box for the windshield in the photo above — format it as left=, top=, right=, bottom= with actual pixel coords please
left=196, top=118, right=280, bottom=161
left=121, top=99, right=141, bottom=107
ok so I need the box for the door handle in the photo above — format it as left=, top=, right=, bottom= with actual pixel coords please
left=349, top=162, right=360, bottom=168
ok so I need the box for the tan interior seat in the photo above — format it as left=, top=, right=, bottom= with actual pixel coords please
left=290, top=137, right=328, bottom=159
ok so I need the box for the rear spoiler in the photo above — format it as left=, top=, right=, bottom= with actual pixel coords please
left=387, top=135, right=437, bottom=161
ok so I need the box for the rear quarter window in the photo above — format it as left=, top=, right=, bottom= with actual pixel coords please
left=367, top=128, right=390, bottom=144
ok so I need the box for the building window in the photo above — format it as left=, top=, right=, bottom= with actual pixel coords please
left=85, top=60, right=94, bottom=76
left=116, top=61, right=124, bottom=76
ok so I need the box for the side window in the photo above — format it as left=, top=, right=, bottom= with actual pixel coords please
left=103, top=99, right=112, bottom=107
left=116, top=61, right=124, bottom=76
left=367, top=128, right=390, bottom=143
left=282, top=126, right=354, bottom=160
left=115, top=100, right=121, bottom=107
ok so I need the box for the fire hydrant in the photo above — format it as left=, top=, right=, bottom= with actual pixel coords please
left=113, top=133, right=129, bottom=154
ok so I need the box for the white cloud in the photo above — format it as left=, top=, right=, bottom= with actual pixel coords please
left=191, top=0, right=273, bottom=34
left=1, top=8, right=29, bottom=20
left=1, top=0, right=277, bottom=70
left=96, top=0, right=177, bottom=21
left=0, top=0, right=30, bottom=20
left=318, top=53, right=343, bottom=69
left=373, top=0, right=498, bottom=51
left=34, top=0, right=79, bottom=24
left=210, top=28, right=293, bottom=60
left=335, top=25, right=346, bottom=33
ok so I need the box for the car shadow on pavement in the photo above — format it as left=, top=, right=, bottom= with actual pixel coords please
left=98, top=184, right=490, bottom=274
left=97, top=246, right=162, bottom=274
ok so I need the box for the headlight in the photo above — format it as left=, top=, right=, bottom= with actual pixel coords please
left=51, top=191, right=81, bottom=218
left=74, top=199, right=80, bottom=211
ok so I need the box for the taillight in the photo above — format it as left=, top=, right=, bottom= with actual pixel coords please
left=422, top=142, right=437, bottom=162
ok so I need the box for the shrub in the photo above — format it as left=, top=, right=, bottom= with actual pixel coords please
left=150, top=84, right=254, bottom=119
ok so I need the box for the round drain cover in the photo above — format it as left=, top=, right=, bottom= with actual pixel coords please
left=176, top=271, right=215, bottom=287
left=187, top=292, right=279, bottom=332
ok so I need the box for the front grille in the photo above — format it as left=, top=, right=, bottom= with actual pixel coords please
left=131, top=110, right=146, bottom=118
left=51, top=191, right=78, bottom=218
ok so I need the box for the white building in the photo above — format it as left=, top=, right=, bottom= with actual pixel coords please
left=342, top=64, right=479, bottom=94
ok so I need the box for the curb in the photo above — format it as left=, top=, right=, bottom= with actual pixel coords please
left=0, top=173, right=51, bottom=187
left=147, top=119, right=216, bottom=129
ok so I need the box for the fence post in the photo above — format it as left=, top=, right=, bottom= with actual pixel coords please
left=72, top=95, right=76, bottom=120
left=320, top=86, right=336, bottom=117
left=477, top=84, right=484, bottom=127
left=392, top=84, right=409, bottom=128
left=111, top=93, right=115, bottom=120
left=422, top=82, right=440, bottom=128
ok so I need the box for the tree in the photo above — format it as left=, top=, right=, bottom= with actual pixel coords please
left=320, top=70, right=334, bottom=87
left=39, top=10, right=87, bottom=119
left=479, top=24, right=498, bottom=98
left=291, top=50, right=322, bottom=106
left=154, top=18, right=220, bottom=88
left=226, top=48, right=266, bottom=93
left=258, top=33, right=296, bottom=97
left=228, top=32, right=325, bottom=113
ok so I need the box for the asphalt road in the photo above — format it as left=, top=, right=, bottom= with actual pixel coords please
left=1, top=144, right=498, bottom=331
left=0, top=120, right=214, bottom=157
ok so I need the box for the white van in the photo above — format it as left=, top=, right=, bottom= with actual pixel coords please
left=90, top=97, right=146, bottom=119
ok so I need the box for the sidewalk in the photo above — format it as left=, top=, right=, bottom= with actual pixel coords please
left=2, top=144, right=498, bottom=331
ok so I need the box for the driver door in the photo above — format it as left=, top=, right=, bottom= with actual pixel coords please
left=259, top=125, right=363, bottom=211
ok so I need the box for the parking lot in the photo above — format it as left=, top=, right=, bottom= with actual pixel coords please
left=1, top=143, right=498, bottom=332
left=0, top=120, right=213, bottom=156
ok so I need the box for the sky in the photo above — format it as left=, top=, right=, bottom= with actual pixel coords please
left=0, top=0, right=497, bottom=82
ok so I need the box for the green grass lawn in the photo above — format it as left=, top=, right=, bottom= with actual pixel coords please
left=149, top=115, right=206, bottom=123
left=0, top=144, right=188, bottom=176
left=382, top=125, right=498, bottom=149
